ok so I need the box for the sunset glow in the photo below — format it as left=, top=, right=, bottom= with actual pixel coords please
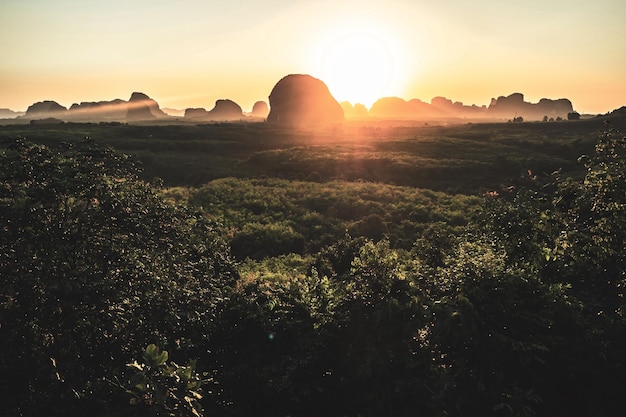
left=310, top=18, right=412, bottom=108
left=320, top=33, right=395, bottom=107
left=1, top=0, right=625, bottom=114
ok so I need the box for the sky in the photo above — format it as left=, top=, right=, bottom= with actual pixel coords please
left=1, top=0, right=625, bottom=114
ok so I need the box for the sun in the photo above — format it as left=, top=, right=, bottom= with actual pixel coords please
left=314, top=25, right=408, bottom=108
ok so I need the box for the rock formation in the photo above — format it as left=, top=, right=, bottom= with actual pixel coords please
left=24, top=101, right=67, bottom=119
left=162, top=108, right=185, bottom=117
left=208, top=99, right=243, bottom=121
left=369, top=97, right=440, bottom=119
left=251, top=101, right=269, bottom=118
left=184, top=108, right=210, bottom=119
left=430, top=97, right=487, bottom=117
left=368, top=93, right=573, bottom=121
left=184, top=99, right=244, bottom=121
left=488, top=93, right=573, bottom=120
left=68, top=99, right=128, bottom=120
left=126, top=92, right=167, bottom=121
left=267, top=74, right=344, bottom=128
left=340, top=102, right=369, bottom=119
left=0, top=108, right=25, bottom=119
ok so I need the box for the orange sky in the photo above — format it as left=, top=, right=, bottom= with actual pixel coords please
left=1, top=0, right=625, bottom=114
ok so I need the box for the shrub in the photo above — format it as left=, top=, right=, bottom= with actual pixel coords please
left=0, top=139, right=236, bottom=416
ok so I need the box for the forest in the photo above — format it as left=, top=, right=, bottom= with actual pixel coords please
left=0, top=117, right=624, bottom=417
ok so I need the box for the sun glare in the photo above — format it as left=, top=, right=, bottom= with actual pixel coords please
left=311, top=20, right=410, bottom=108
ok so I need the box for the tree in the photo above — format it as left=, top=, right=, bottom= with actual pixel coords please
left=0, top=139, right=236, bottom=416
left=567, top=111, right=580, bottom=120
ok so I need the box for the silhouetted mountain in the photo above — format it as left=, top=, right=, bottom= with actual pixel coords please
left=68, top=99, right=128, bottom=120
left=251, top=101, right=269, bottom=118
left=340, top=101, right=369, bottom=119
left=609, top=106, right=626, bottom=117
left=184, top=108, right=210, bottom=119
left=431, top=96, right=487, bottom=117
left=369, top=97, right=444, bottom=119
left=267, top=74, right=344, bottom=128
left=25, top=101, right=67, bottom=119
left=0, top=108, right=25, bottom=119
left=162, top=108, right=185, bottom=117
left=184, top=99, right=244, bottom=121
left=20, top=93, right=169, bottom=122
left=367, top=93, right=574, bottom=121
left=127, top=92, right=166, bottom=121
left=600, top=106, right=626, bottom=129
left=12, top=79, right=588, bottom=124
left=209, top=99, right=243, bottom=120
left=488, top=93, right=573, bottom=120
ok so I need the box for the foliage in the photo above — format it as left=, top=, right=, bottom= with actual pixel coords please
left=0, top=119, right=605, bottom=192
left=190, top=177, right=479, bottom=258
left=0, top=139, right=236, bottom=416
left=1, top=123, right=625, bottom=417
left=103, top=344, right=206, bottom=417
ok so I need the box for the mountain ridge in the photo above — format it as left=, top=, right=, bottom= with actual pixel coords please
left=2, top=74, right=620, bottom=123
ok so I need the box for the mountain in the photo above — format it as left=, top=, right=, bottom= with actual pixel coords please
left=208, top=99, right=243, bottom=120
left=184, top=99, right=244, bottom=121
left=25, top=101, right=68, bottom=119
left=68, top=99, right=128, bottom=120
left=9, top=75, right=591, bottom=124
left=251, top=101, right=269, bottom=118
left=365, top=93, right=574, bottom=121
left=369, top=97, right=444, bottom=119
left=19, top=93, right=170, bottom=122
left=0, top=108, right=25, bottom=119
left=340, top=101, right=368, bottom=119
left=162, top=108, right=185, bottom=117
left=126, top=92, right=167, bottom=121
left=267, top=74, right=344, bottom=128
left=488, top=93, right=573, bottom=120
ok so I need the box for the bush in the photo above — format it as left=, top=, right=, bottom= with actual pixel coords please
left=0, top=139, right=236, bottom=416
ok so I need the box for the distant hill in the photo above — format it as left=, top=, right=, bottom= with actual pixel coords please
left=68, top=99, right=128, bottom=120
left=162, top=108, right=185, bottom=117
left=607, top=106, right=626, bottom=118
left=488, top=93, right=573, bottom=120
left=6, top=73, right=618, bottom=124
left=251, top=101, right=269, bottom=119
left=184, top=99, right=244, bottom=121
left=0, top=108, right=25, bottom=119
left=25, top=101, right=68, bottom=119
left=267, top=74, right=344, bottom=128
left=127, top=92, right=167, bottom=121
left=20, top=93, right=170, bottom=122
left=367, top=93, right=574, bottom=121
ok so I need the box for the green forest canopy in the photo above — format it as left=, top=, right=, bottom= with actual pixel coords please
left=0, top=122, right=625, bottom=416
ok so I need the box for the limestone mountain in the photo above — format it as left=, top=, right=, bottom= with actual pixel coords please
left=68, top=99, right=128, bottom=120
left=251, top=101, right=269, bottom=118
left=340, top=101, right=368, bottom=119
left=209, top=99, right=243, bottom=120
left=0, top=108, right=25, bottom=119
left=126, top=92, right=167, bottom=121
left=488, top=93, right=573, bottom=120
left=184, top=99, right=243, bottom=121
left=369, top=97, right=444, bottom=119
left=25, top=101, right=67, bottom=119
left=267, top=74, right=344, bottom=128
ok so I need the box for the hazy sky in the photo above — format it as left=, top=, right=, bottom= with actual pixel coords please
left=1, top=0, right=625, bottom=113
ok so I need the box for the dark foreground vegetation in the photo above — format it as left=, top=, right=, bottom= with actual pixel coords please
left=1, top=119, right=625, bottom=416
